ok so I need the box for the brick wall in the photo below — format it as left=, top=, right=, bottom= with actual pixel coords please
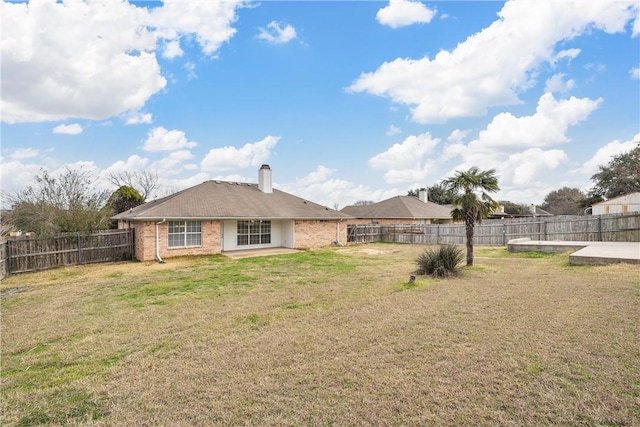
left=120, top=220, right=221, bottom=261
left=294, top=220, right=346, bottom=248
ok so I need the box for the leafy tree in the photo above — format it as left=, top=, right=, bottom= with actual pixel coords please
left=106, top=169, right=159, bottom=201
left=540, top=187, right=585, bottom=215
left=408, top=182, right=457, bottom=204
left=4, top=167, right=111, bottom=235
left=443, top=167, right=500, bottom=267
left=106, top=185, right=145, bottom=215
left=589, top=142, right=640, bottom=199
left=407, top=188, right=422, bottom=197
left=498, top=200, right=528, bottom=215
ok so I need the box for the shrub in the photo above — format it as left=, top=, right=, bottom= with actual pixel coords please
left=415, top=245, right=464, bottom=278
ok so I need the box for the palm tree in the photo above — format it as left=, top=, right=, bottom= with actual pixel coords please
left=443, top=167, right=500, bottom=266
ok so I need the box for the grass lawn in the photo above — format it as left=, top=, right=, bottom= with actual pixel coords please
left=1, top=244, right=639, bottom=426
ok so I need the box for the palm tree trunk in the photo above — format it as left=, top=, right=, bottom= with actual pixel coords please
left=465, top=211, right=475, bottom=266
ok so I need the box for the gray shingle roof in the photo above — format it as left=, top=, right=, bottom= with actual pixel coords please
left=341, top=196, right=452, bottom=220
left=113, top=180, right=351, bottom=220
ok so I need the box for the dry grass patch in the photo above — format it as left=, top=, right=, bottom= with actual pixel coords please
left=1, top=244, right=639, bottom=426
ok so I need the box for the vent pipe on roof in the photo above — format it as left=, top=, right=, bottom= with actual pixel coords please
left=418, top=189, right=428, bottom=203
left=259, top=164, right=273, bottom=194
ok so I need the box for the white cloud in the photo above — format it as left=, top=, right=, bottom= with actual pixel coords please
left=349, top=0, right=637, bottom=123
left=447, top=129, right=470, bottom=144
left=184, top=62, right=197, bottom=80
left=10, top=148, right=39, bottom=160
left=0, top=160, right=45, bottom=202
left=125, top=111, right=153, bottom=125
left=437, top=93, right=602, bottom=203
left=501, top=148, right=568, bottom=186
left=631, top=67, right=640, bottom=79
left=151, top=0, right=244, bottom=56
left=279, top=165, right=399, bottom=209
left=1, top=0, right=164, bottom=124
left=257, top=21, right=297, bottom=44
left=53, top=123, right=83, bottom=135
left=142, top=127, right=198, bottom=152
left=369, top=132, right=441, bottom=184
left=386, top=125, right=401, bottom=136
left=162, top=40, right=184, bottom=59
left=575, top=133, right=640, bottom=175
left=201, top=135, right=280, bottom=172
left=1, top=0, right=245, bottom=124
left=473, top=93, right=601, bottom=149
left=544, top=73, right=575, bottom=93
left=376, top=0, right=436, bottom=28
left=102, top=155, right=151, bottom=178
left=152, top=150, right=195, bottom=176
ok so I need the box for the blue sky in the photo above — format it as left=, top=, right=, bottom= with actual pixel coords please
left=1, top=0, right=639, bottom=209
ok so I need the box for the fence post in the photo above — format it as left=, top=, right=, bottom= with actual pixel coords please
left=502, top=223, right=507, bottom=246
left=597, top=216, right=602, bottom=241
left=437, top=224, right=440, bottom=245
left=543, top=220, right=547, bottom=241
left=77, top=234, right=82, bottom=264
left=5, top=240, right=11, bottom=276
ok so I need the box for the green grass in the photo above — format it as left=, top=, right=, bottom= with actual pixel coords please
left=1, top=244, right=638, bottom=426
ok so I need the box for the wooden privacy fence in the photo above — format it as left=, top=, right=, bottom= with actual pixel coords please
left=2, top=229, right=134, bottom=276
left=347, top=213, right=640, bottom=246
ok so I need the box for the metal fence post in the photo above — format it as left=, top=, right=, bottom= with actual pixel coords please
left=502, top=223, right=507, bottom=246
left=598, top=216, right=602, bottom=241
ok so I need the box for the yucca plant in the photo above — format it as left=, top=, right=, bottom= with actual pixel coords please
left=415, top=245, right=464, bottom=278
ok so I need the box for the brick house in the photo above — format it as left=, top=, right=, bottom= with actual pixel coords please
left=340, top=190, right=453, bottom=225
left=113, top=165, right=351, bottom=261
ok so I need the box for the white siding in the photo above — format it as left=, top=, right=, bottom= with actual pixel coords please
left=221, top=220, right=294, bottom=251
left=592, top=193, right=640, bottom=215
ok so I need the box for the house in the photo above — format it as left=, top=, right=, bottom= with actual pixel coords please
left=341, top=190, right=453, bottom=224
left=113, top=165, right=351, bottom=261
left=493, top=204, right=553, bottom=218
left=591, top=192, right=640, bottom=215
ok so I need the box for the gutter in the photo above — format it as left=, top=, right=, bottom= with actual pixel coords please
left=335, top=218, right=344, bottom=246
left=156, top=218, right=166, bottom=263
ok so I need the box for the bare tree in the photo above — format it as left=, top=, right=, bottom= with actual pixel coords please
left=106, top=169, right=159, bottom=201
left=5, top=167, right=111, bottom=235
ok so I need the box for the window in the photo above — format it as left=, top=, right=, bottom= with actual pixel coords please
left=168, top=221, right=202, bottom=247
left=237, top=220, right=271, bottom=246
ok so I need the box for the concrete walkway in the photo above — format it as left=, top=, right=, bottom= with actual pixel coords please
left=507, top=238, right=640, bottom=266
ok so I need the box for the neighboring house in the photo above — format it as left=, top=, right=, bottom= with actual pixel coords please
left=591, top=192, right=640, bottom=215
left=341, top=190, right=453, bottom=224
left=488, top=204, right=553, bottom=219
left=113, top=165, right=351, bottom=261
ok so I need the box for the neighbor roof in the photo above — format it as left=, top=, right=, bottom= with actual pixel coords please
left=592, top=192, right=640, bottom=205
left=341, top=196, right=452, bottom=220
left=112, top=180, right=351, bottom=220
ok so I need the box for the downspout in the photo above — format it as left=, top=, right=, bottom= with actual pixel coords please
left=335, top=218, right=344, bottom=246
left=156, top=218, right=166, bottom=263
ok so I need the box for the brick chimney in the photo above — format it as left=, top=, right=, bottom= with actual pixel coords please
left=258, top=164, right=272, bottom=194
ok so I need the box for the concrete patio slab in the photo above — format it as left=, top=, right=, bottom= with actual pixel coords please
left=222, top=247, right=302, bottom=259
left=507, top=238, right=640, bottom=266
